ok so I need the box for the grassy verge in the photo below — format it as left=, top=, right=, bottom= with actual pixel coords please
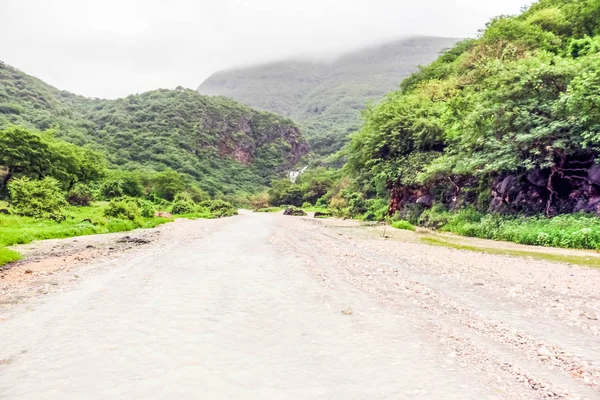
left=419, top=207, right=600, bottom=251
left=420, top=236, right=600, bottom=268
left=0, top=247, right=21, bottom=265
left=391, top=220, right=416, bottom=231
left=0, top=203, right=215, bottom=268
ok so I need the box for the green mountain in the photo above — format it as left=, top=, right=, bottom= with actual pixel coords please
left=0, top=61, right=308, bottom=195
left=198, top=36, right=460, bottom=156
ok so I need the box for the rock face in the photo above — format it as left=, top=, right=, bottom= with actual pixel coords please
left=389, top=158, right=600, bottom=217
left=416, top=195, right=434, bottom=208
left=488, top=159, right=600, bottom=216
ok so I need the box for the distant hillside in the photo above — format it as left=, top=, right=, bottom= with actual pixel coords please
left=198, top=36, right=461, bottom=156
left=0, top=61, right=308, bottom=195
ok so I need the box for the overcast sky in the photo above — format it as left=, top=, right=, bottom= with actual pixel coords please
left=0, top=0, right=531, bottom=99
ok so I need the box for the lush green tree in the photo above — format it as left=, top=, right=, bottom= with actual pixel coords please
left=150, top=169, right=187, bottom=201
left=0, top=127, right=105, bottom=194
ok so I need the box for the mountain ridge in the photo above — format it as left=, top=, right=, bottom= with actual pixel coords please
left=0, top=60, right=308, bottom=195
left=198, top=36, right=461, bottom=156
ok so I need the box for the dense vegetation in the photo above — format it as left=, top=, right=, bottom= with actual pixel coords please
left=260, top=0, right=600, bottom=251
left=341, top=0, right=600, bottom=233
left=198, top=37, right=459, bottom=157
left=0, top=125, right=240, bottom=266
left=0, top=61, right=308, bottom=196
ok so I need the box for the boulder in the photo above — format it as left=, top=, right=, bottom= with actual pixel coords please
left=154, top=211, right=173, bottom=219
left=526, top=168, right=548, bottom=187
left=588, top=164, right=600, bottom=186
left=584, top=196, right=600, bottom=214
left=314, top=211, right=332, bottom=218
left=497, top=176, right=516, bottom=196
left=283, top=207, right=307, bottom=216
left=415, top=195, right=434, bottom=208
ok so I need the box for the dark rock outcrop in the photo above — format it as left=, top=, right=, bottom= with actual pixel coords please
left=283, top=207, right=307, bottom=216
left=314, top=211, right=332, bottom=218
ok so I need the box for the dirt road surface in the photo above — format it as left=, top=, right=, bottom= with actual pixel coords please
left=1, top=212, right=600, bottom=399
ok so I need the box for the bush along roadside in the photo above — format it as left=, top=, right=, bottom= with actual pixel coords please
left=0, top=184, right=238, bottom=267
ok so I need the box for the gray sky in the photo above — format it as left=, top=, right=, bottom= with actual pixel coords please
left=0, top=0, right=531, bottom=99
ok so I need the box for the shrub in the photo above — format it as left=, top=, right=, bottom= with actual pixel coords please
left=99, top=172, right=144, bottom=199
left=301, top=201, right=313, bottom=209
left=315, top=197, right=328, bottom=208
left=150, top=169, right=186, bottom=201
left=8, top=177, right=67, bottom=220
left=138, top=199, right=157, bottom=218
left=183, top=185, right=208, bottom=203
left=199, top=200, right=237, bottom=217
left=361, top=198, right=389, bottom=221
left=171, top=197, right=197, bottom=215
left=250, top=193, right=270, bottom=210
left=103, top=198, right=140, bottom=221
left=67, top=183, right=94, bottom=206
left=328, top=195, right=348, bottom=215
left=419, top=206, right=451, bottom=229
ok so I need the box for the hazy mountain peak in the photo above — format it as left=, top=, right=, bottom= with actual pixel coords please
left=198, top=36, right=461, bottom=156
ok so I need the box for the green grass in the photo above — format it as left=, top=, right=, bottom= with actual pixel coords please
left=0, top=247, right=21, bottom=265
left=420, top=207, right=600, bottom=251
left=420, top=236, right=600, bottom=268
left=391, top=220, right=416, bottom=231
left=0, top=202, right=219, bottom=268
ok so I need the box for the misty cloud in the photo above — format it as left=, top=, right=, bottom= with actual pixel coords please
left=0, top=0, right=531, bottom=98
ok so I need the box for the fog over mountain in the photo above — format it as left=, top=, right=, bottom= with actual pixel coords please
left=0, top=0, right=529, bottom=98
left=199, top=36, right=460, bottom=155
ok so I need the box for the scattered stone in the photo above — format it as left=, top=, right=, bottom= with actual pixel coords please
left=537, top=346, right=552, bottom=357
left=0, top=208, right=10, bottom=215
left=24, top=270, right=33, bottom=274
left=341, top=307, right=353, bottom=316
left=585, top=312, right=598, bottom=321
left=117, top=236, right=151, bottom=244
left=154, top=211, right=173, bottom=218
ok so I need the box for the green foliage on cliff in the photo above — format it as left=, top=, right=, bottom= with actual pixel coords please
left=0, top=62, right=308, bottom=195
left=347, top=0, right=600, bottom=217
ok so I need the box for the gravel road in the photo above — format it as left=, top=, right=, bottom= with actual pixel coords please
left=1, top=212, right=599, bottom=399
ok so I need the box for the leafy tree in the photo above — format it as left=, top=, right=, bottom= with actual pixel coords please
left=150, top=169, right=187, bottom=201
left=0, top=127, right=105, bottom=194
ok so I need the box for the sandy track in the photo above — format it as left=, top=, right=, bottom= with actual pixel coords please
left=0, top=213, right=599, bottom=399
